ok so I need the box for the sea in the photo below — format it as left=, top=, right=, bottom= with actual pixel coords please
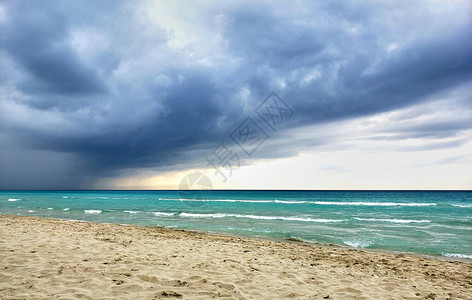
left=1, top=190, right=471, bottom=260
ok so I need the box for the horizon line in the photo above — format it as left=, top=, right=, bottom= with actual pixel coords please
left=1, top=189, right=471, bottom=192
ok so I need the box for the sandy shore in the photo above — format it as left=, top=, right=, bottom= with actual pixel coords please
left=0, top=215, right=470, bottom=299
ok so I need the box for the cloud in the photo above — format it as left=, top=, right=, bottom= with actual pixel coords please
left=0, top=0, right=471, bottom=188
left=0, top=1, right=105, bottom=97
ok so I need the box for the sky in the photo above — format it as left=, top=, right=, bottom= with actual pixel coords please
left=0, top=0, right=471, bottom=190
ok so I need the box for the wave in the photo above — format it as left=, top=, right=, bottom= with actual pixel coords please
left=274, top=200, right=307, bottom=204
left=163, top=198, right=307, bottom=204
left=315, top=201, right=436, bottom=207
left=174, top=199, right=472, bottom=209
left=354, top=217, right=430, bottom=224
left=84, top=210, right=102, bottom=214
left=62, top=196, right=69, bottom=199
left=8, top=198, right=21, bottom=202
left=344, top=240, right=372, bottom=248
left=123, top=210, right=140, bottom=214
left=28, top=210, right=35, bottom=213
left=63, top=208, right=70, bottom=211
left=451, top=204, right=472, bottom=208
left=179, top=212, right=343, bottom=223
left=180, top=212, right=223, bottom=218
left=442, top=253, right=472, bottom=259
left=153, top=212, right=175, bottom=216
left=168, top=198, right=439, bottom=206
left=178, top=198, right=274, bottom=203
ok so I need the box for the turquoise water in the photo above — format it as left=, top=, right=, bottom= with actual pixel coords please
left=1, top=190, right=471, bottom=259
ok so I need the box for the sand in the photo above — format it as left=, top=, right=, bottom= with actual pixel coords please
left=0, top=215, right=470, bottom=299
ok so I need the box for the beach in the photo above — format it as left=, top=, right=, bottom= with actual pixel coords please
left=0, top=215, right=470, bottom=299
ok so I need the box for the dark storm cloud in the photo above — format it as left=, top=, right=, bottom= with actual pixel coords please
left=224, top=1, right=472, bottom=128
left=1, top=1, right=105, bottom=96
left=0, top=0, right=471, bottom=188
left=279, top=24, right=472, bottom=126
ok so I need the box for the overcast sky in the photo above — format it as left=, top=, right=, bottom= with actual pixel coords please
left=0, top=0, right=471, bottom=190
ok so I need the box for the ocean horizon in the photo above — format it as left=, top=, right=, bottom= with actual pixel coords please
left=2, top=190, right=471, bottom=260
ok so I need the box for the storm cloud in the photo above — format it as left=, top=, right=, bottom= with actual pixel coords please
left=0, top=0, right=471, bottom=189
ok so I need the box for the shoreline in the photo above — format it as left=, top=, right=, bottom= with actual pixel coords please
left=1, top=214, right=471, bottom=299
left=3, top=213, right=471, bottom=264
left=180, top=229, right=472, bottom=264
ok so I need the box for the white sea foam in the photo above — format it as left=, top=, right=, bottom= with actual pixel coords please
left=123, top=210, right=140, bottom=214
left=153, top=212, right=175, bottom=216
left=315, top=201, right=436, bottom=207
left=179, top=212, right=343, bottom=223
left=47, top=208, right=53, bottom=210
left=162, top=198, right=304, bottom=204
left=63, top=208, right=70, bottom=211
left=354, top=217, right=431, bottom=223
left=344, top=240, right=372, bottom=248
left=274, top=200, right=307, bottom=204
left=179, top=199, right=274, bottom=203
left=8, top=198, right=21, bottom=202
left=84, top=210, right=102, bottom=214
left=164, top=198, right=438, bottom=206
left=451, top=204, right=472, bottom=208
left=180, top=212, right=226, bottom=218
left=442, top=253, right=472, bottom=259
left=28, top=210, right=35, bottom=213
left=63, top=196, right=69, bottom=199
